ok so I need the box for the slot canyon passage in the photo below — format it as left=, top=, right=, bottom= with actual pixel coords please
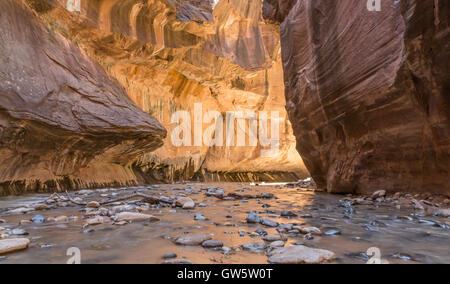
left=0, top=0, right=449, bottom=264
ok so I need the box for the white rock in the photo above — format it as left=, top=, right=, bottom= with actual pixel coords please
left=0, top=238, right=30, bottom=254
left=114, top=212, right=159, bottom=222
left=268, top=245, right=336, bottom=264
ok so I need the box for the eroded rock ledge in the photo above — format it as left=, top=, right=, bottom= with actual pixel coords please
left=263, top=0, right=449, bottom=194
left=0, top=0, right=166, bottom=195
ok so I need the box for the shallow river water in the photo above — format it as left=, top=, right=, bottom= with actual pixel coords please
left=0, top=183, right=449, bottom=264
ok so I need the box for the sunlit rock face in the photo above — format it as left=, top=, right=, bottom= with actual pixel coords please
left=0, top=0, right=166, bottom=195
left=264, top=0, right=450, bottom=194
left=27, top=0, right=308, bottom=182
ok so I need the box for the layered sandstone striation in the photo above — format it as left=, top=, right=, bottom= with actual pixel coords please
left=0, top=0, right=166, bottom=195
left=25, top=0, right=308, bottom=182
left=264, top=0, right=449, bottom=194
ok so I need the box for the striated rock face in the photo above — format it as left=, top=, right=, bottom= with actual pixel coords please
left=0, top=0, right=166, bottom=195
left=25, top=0, right=308, bottom=182
left=264, top=0, right=450, bottom=194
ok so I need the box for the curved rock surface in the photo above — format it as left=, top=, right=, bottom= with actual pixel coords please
left=0, top=0, right=166, bottom=195
left=26, top=0, right=308, bottom=182
left=264, top=0, right=450, bottom=194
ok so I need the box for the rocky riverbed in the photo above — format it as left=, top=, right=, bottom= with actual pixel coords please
left=0, top=182, right=449, bottom=264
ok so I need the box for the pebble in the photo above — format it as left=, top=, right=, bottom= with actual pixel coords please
left=163, top=259, right=194, bottom=264
left=83, top=228, right=95, bottom=234
left=174, top=234, right=212, bottom=246
left=34, top=204, right=51, bottom=211
left=260, top=218, right=279, bottom=228
left=269, top=241, right=285, bottom=248
left=202, top=240, right=224, bottom=248
left=163, top=252, right=177, bottom=259
left=296, top=226, right=322, bottom=236
left=418, top=219, right=437, bottom=226
left=241, top=242, right=266, bottom=253
left=246, top=211, right=260, bottom=224
left=176, top=197, right=195, bottom=209
left=114, top=212, right=159, bottom=223
left=435, top=209, right=450, bottom=218
left=194, top=213, right=208, bottom=221
left=269, top=245, right=336, bottom=264
left=371, top=190, right=386, bottom=199
left=32, top=215, right=46, bottom=224
left=0, top=238, right=30, bottom=254
left=398, top=216, right=414, bottom=221
left=254, top=228, right=268, bottom=236
left=10, top=229, right=28, bottom=236
left=323, top=228, right=341, bottom=236
left=304, top=233, right=314, bottom=240
left=85, top=216, right=111, bottom=226
left=87, top=201, right=100, bottom=209
left=263, top=234, right=282, bottom=242
left=7, top=207, right=35, bottom=215
left=238, top=230, right=246, bottom=237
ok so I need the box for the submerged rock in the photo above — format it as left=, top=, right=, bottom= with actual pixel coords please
left=268, top=245, right=336, bottom=264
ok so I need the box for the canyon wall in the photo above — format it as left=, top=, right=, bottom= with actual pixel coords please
left=25, top=0, right=308, bottom=182
left=264, top=0, right=449, bottom=194
left=0, top=0, right=166, bottom=195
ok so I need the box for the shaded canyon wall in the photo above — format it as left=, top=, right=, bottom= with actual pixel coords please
left=263, top=0, right=449, bottom=194
left=0, top=0, right=166, bottom=195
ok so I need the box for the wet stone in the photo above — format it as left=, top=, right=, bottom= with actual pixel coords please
left=268, top=245, right=336, bottom=264
left=260, top=218, right=278, bottom=228
left=254, top=228, right=268, bottom=236
left=324, top=228, right=342, bottom=236
left=263, top=234, right=282, bottom=242
left=174, top=234, right=212, bottom=246
left=269, top=241, right=285, bottom=248
left=246, top=211, right=260, bottom=224
left=202, top=240, right=224, bottom=248
left=194, top=213, right=208, bottom=221
left=164, top=259, right=194, bottom=264
left=0, top=238, right=30, bottom=254
left=241, top=242, right=266, bottom=253
left=32, top=215, right=46, bottom=224
left=10, top=229, right=28, bottom=236
left=163, top=252, right=177, bottom=259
